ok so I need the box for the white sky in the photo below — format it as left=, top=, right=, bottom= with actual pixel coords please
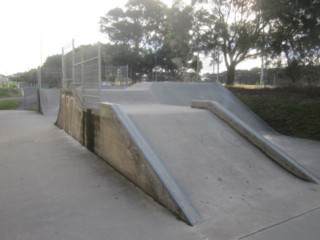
left=0, top=0, right=173, bottom=75
left=0, top=0, right=258, bottom=76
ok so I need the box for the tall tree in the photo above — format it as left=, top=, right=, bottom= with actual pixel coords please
left=158, top=0, right=194, bottom=79
left=192, top=0, right=267, bottom=85
left=41, top=54, right=62, bottom=87
left=258, top=0, right=320, bottom=84
left=100, top=0, right=167, bottom=80
left=100, top=0, right=166, bottom=52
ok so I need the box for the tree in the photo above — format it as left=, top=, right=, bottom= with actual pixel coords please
left=155, top=0, right=195, bottom=80
left=100, top=0, right=167, bottom=80
left=100, top=0, right=166, bottom=52
left=258, top=0, right=320, bottom=84
left=192, top=0, right=267, bottom=85
left=100, top=0, right=202, bottom=82
left=41, top=54, right=62, bottom=87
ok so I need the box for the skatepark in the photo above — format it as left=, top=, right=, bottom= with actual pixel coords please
left=1, top=82, right=320, bottom=239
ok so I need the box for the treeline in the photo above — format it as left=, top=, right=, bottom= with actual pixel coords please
left=9, top=0, right=320, bottom=86
left=10, top=54, right=62, bottom=88
left=205, top=65, right=320, bottom=86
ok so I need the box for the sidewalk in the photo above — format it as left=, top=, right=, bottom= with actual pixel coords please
left=0, top=111, right=197, bottom=240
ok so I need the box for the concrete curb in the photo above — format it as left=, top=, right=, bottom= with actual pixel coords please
left=109, top=103, right=203, bottom=225
left=192, top=100, right=319, bottom=184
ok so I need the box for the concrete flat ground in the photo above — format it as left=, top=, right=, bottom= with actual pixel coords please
left=0, top=111, right=199, bottom=240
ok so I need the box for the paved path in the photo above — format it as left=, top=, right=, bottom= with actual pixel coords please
left=0, top=111, right=199, bottom=240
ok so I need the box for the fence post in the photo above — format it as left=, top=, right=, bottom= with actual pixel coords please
left=62, top=47, right=65, bottom=88
left=126, top=65, right=129, bottom=85
left=72, top=39, right=75, bottom=87
left=98, top=42, right=102, bottom=102
left=81, top=45, right=84, bottom=104
left=37, top=66, right=42, bottom=89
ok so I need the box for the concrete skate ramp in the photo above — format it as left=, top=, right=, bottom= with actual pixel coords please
left=124, top=104, right=320, bottom=238
left=101, top=82, right=274, bottom=134
left=57, top=83, right=320, bottom=237
left=39, top=89, right=60, bottom=117
left=101, top=82, right=320, bottom=180
left=192, top=100, right=319, bottom=183
left=56, top=89, right=202, bottom=225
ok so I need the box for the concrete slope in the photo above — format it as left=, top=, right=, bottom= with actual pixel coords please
left=39, top=89, right=60, bottom=117
left=102, top=82, right=274, bottom=134
left=192, top=100, right=319, bottom=183
left=265, top=134, right=320, bottom=180
left=101, top=82, right=320, bottom=180
left=124, top=104, right=320, bottom=239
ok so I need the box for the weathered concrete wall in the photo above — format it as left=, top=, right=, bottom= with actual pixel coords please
left=56, top=89, right=201, bottom=226
left=56, top=90, right=83, bottom=143
left=97, top=105, right=179, bottom=216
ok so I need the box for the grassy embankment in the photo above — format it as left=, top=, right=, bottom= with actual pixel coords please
left=228, top=85, right=320, bottom=141
left=0, top=86, right=22, bottom=110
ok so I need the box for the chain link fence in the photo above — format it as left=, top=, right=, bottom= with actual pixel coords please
left=62, top=40, right=132, bottom=108
left=103, top=65, right=129, bottom=86
left=62, top=40, right=101, bottom=108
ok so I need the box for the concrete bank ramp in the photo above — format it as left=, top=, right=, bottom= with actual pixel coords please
left=39, top=89, right=60, bottom=117
left=123, top=103, right=320, bottom=239
left=59, top=83, right=320, bottom=238
left=101, top=82, right=320, bottom=180
left=101, top=82, right=274, bottom=134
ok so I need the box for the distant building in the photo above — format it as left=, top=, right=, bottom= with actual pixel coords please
left=0, top=74, right=8, bottom=87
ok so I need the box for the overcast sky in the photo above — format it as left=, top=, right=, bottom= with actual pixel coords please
left=0, top=0, right=166, bottom=75
left=0, top=0, right=258, bottom=76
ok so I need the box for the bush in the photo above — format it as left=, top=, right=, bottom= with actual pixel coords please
left=0, top=101, right=19, bottom=110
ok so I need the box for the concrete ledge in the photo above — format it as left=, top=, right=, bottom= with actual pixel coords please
left=192, top=100, right=319, bottom=184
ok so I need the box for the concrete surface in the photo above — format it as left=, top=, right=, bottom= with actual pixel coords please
left=39, top=89, right=60, bottom=117
left=98, top=82, right=320, bottom=180
left=56, top=90, right=201, bottom=225
left=191, top=100, right=319, bottom=183
left=100, top=82, right=275, bottom=134
left=0, top=111, right=201, bottom=240
left=124, top=103, right=320, bottom=239
left=240, top=208, right=320, bottom=240
left=3, top=82, right=320, bottom=239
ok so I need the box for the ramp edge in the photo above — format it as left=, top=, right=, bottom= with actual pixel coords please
left=192, top=100, right=319, bottom=184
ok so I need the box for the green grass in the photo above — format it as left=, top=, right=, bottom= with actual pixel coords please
left=0, top=88, right=22, bottom=98
left=229, top=87, right=320, bottom=142
left=0, top=100, right=19, bottom=110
